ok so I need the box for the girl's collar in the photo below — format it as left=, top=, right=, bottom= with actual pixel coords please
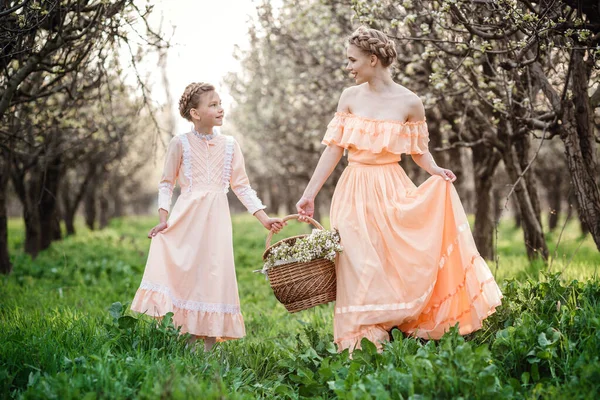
left=192, top=126, right=219, bottom=141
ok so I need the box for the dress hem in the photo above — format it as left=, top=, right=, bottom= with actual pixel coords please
left=131, top=288, right=246, bottom=340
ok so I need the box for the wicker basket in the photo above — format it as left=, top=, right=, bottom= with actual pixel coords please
left=262, top=214, right=337, bottom=313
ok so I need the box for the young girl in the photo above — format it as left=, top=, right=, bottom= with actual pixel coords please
left=131, top=82, right=284, bottom=351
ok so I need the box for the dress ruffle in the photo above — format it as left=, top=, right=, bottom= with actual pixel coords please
left=131, top=288, right=245, bottom=341
left=335, top=325, right=390, bottom=353
left=322, top=112, right=430, bottom=155
left=399, top=229, right=503, bottom=340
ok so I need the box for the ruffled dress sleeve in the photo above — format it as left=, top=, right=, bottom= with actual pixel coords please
left=322, top=112, right=430, bottom=155
left=157, top=136, right=183, bottom=213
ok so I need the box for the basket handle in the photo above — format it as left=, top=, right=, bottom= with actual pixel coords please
left=265, top=214, right=324, bottom=249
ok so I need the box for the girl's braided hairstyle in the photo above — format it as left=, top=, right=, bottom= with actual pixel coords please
left=178, top=82, right=215, bottom=121
left=348, top=26, right=397, bottom=68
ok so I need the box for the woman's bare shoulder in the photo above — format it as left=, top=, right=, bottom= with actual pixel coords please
left=337, top=85, right=364, bottom=112
left=393, top=85, right=425, bottom=121
left=393, top=84, right=420, bottom=100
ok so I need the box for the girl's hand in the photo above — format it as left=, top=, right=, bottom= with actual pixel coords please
left=148, top=222, right=168, bottom=238
left=296, top=197, right=315, bottom=221
left=431, top=167, right=457, bottom=182
left=263, top=218, right=285, bottom=233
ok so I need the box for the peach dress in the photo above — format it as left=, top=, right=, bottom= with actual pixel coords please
left=131, top=130, right=265, bottom=340
left=323, top=112, right=503, bottom=352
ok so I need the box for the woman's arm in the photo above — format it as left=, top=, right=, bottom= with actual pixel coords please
left=296, top=89, right=350, bottom=219
left=407, top=97, right=456, bottom=182
left=297, top=145, right=344, bottom=218
left=411, top=152, right=454, bottom=181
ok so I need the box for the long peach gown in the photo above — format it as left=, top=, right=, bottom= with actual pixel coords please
left=323, top=112, right=503, bottom=352
left=131, top=130, right=266, bottom=340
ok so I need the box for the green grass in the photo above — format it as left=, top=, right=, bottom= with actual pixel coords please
left=1, top=215, right=600, bottom=399
left=492, top=217, right=600, bottom=282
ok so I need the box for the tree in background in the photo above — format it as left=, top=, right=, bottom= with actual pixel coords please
left=0, top=0, right=167, bottom=273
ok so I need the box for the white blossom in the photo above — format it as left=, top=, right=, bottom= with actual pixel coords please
left=261, top=229, right=343, bottom=274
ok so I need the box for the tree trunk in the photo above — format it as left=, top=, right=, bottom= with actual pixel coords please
left=514, top=134, right=542, bottom=220
left=0, top=154, right=12, bottom=274
left=568, top=190, right=590, bottom=236
left=64, top=210, right=76, bottom=236
left=502, top=143, right=549, bottom=260
left=512, top=194, right=522, bottom=229
left=268, top=177, right=282, bottom=215
left=547, top=174, right=562, bottom=231
left=471, top=143, right=501, bottom=259
left=61, top=177, right=76, bottom=236
left=285, top=178, right=300, bottom=217
left=99, top=191, right=110, bottom=229
left=111, top=177, right=124, bottom=218
left=39, top=156, right=62, bottom=250
left=559, top=48, right=600, bottom=249
left=61, top=165, right=97, bottom=235
left=10, top=160, right=40, bottom=257
left=22, top=172, right=42, bottom=258
left=492, top=183, right=503, bottom=224
left=531, top=56, right=600, bottom=249
left=84, top=180, right=97, bottom=231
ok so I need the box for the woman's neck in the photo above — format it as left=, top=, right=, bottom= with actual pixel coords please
left=366, top=70, right=395, bottom=94
left=192, top=123, right=214, bottom=135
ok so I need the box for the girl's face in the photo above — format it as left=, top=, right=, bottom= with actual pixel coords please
left=346, top=44, right=376, bottom=84
left=190, top=91, right=224, bottom=126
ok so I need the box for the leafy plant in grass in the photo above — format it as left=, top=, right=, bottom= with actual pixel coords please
left=471, top=274, right=600, bottom=396
left=269, top=326, right=512, bottom=399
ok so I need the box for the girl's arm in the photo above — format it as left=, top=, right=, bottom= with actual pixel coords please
left=150, top=136, right=182, bottom=238
left=230, top=138, right=284, bottom=232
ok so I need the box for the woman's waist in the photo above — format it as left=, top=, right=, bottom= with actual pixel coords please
left=347, top=161, right=401, bottom=168
left=347, top=149, right=401, bottom=164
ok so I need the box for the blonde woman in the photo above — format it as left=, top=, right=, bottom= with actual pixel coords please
left=297, top=27, right=502, bottom=352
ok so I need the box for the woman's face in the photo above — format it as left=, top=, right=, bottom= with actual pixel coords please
left=190, top=91, right=224, bottom=126
left=346, top=44, right=374, bottom=84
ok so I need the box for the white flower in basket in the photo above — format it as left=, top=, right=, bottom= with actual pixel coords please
left=260, top=228, right=343, bottom=276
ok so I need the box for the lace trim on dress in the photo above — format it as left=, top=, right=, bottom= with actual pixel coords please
left=234, top=185, right=266, bottom=215
left=192, top=127, right=218, bottom=141
left=157, top=182, right=174, bottom=212
left=138, top=281, right=241, bottom=314
left=222, top=136, right=235, bottom=193
left=179, top=134, right=193, bottom=193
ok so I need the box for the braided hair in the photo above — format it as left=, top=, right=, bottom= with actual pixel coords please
left=178, top=82, right=215, bottom=121
left=348, top=26, right=397, bottom=68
